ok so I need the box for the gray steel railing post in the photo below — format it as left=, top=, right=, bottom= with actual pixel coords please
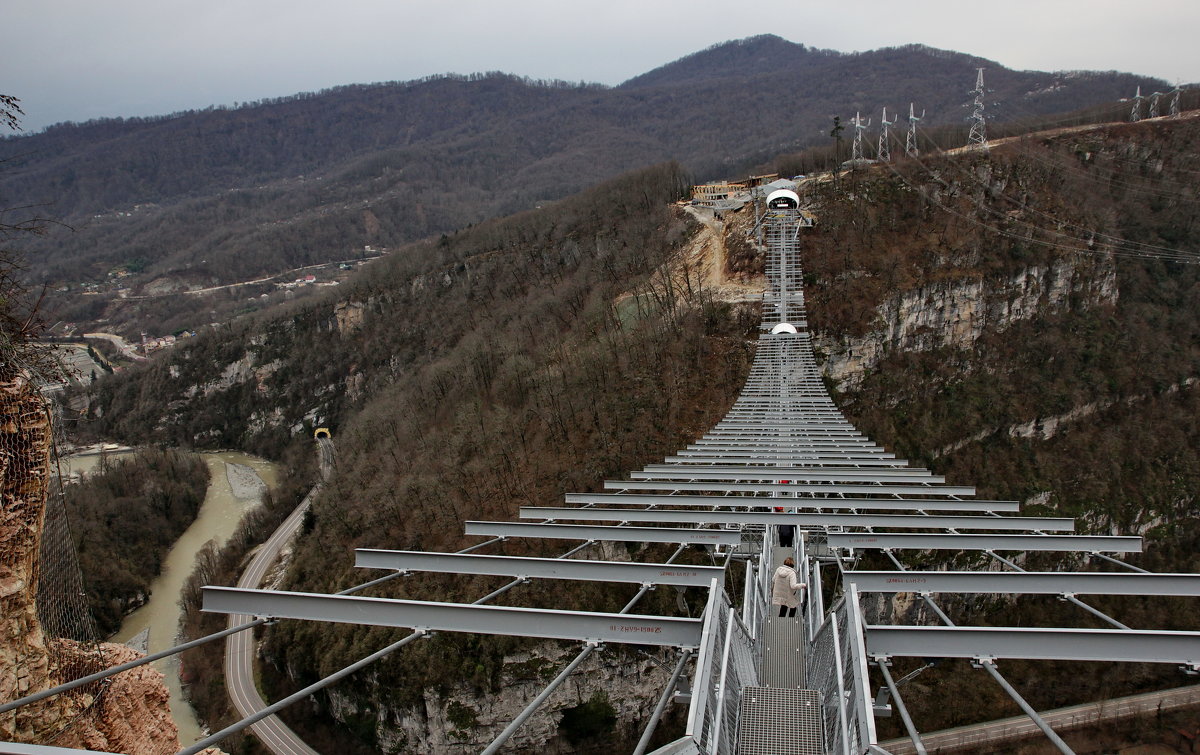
left=684, top=580, right=722, bottom=747
left=830, top=614, right=852, bottom=755
left=844, top=584, right=879, bottom=751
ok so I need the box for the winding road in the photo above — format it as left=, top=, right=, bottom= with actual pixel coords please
left=223, top=437, right=333, bottom=755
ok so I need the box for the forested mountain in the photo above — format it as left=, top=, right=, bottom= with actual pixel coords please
left=0, top=35, right=1169, bottom=337
left=85, top=112, right=1200, bottom=750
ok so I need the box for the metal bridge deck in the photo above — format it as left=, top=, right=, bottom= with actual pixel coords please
left=736, top=687, right=824, bottom=755
left=737, top=546, right=824, bottom=752
left=759, top=546, right=809, bottom=690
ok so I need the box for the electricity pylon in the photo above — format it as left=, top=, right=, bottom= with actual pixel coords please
left=877, top=107, right=895, bottom=162
left=851, top=111, right=871, bottom=162
left=967, top=68, right=988, bottom=149
left=905, top=103, right=925, bottom=158
left=1130, top=86, right=1144, bottom=122
left=1148, top=91, right=1162, bottom=119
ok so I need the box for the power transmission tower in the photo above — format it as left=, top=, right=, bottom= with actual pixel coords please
left=967, top=68, right=988, bottom=149
left=877, top=107, right=895, bottom=162
left=1130, top=86, right=1144, bottom=122
left=1170, top=84, right=1183, bottom=117
left=905, top=103, right=924, bottom=158
left=1148, top=91, right=1162, bottom=119
left=851, top=111, right=871, bottom=162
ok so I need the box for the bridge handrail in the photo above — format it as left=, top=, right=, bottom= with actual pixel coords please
left=683, top=581, right=761, bottom=754
left=807, top=595, right=879, bottom=754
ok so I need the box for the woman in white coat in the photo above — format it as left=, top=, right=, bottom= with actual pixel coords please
left=772, top=557, right=806, bottom=618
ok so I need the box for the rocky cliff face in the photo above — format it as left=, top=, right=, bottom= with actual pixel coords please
left=813, top=256, right=1119, bottom=390
left=689, top=202, right=1120, bottom=392
left=0, top=378, right=214, bottom=753
left=318, top=642, right=675, bottom=753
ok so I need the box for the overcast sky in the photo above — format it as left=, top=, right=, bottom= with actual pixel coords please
left=6, top=0, right=1199, bottom=133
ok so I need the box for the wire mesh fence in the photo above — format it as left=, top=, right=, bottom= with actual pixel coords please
left=805, top=595, right=878, bottom=755
left=0, top=370, right=125, bottom=747
left=685, top=589, right=761, bottom=754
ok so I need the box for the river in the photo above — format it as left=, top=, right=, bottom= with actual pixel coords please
left=67, top=449, right=278, bottom=746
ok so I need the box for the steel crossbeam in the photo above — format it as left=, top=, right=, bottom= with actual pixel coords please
left=630, top=470, right=944, bottom=485
left=828, top=532, right=1142, bottom=552
left=689, top=441, right=886, bottom=450
left=638, top=465, right=941, bottom=482
left=713, top=422, right=857, bottom=429
left=604, top=480, right=976, bottom=496
left=706, top=429, right=860, bottom=437
left=202, top=587, right=702, bottom=647
left=846, top=570, right=1200, bottom=596
left=563, top=493, right=1020, bottom=512
left=865, top=625, right=1200, bottom=666
left=354, top=550, right=725, bottom=587
left=667, top=454, right=908, bottom=466
left=714, top=406, right=845, bottom=410
left=520, top=507, right=1072, bottom=531
left=462, top=520, right=744, bottom=545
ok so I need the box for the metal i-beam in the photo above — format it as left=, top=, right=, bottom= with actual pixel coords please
left=629, top=471, right=946, bottom=485
left=638, top=466, right=942, bottom=482
left=686, top=445, right=894, bottom=456
left=666, top=454, right=909, bottom=467
left=712, top=422, right=858, bottom=429
left=847, top=570, right=1200, bottom=596
left=694, top=433, right=871, bottom=440
left=828, top=532, right=1142, bottom=553
left=202, top=587, right=702, bottom=647
left=521, top=507, right=1073, bottom=532
left=603, top=481, right=977, bottom=496
left=354, top=550, right=724, bottom=587
left=463, top=520, right=744, bottom=545
left=563, top=493, right=1020, bottom=512
left=866, top=625, right=1200, bottom=666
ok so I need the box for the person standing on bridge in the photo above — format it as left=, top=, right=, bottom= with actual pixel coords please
left=772, top=557, right=806, bottom=618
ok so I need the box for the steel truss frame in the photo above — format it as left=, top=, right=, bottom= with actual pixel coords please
left=519, top=507, right=1075, bottom=532
left=202, top=587, right=703, bottom=647
left=564, top=492, right=1020, bottom=512
left=354, top=549, right=725, bottom=587
left=866, top=625, right=1200, bottom=666
left=828, top=532, right=1142, bottom=552
left=462, top=520, right=744, bottom=545
left=846, top=570, right=1200, bottom=596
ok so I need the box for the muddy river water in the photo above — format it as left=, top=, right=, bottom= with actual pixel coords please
left=65, top=450, right=278, bottom=746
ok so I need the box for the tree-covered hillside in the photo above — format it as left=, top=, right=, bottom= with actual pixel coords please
left=2, top=36, right=1169, bottom=341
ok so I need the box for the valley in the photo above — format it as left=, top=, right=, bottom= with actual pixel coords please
left=2, top=31, right=1199, bottom=755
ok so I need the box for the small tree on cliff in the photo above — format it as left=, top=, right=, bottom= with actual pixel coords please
left=0, top=94, right=54, bottom=382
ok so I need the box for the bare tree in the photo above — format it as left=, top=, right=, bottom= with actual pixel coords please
left=0, top=93, right=55, bottom=381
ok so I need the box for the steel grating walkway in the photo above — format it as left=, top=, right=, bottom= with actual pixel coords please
left=759, top=546, right=807, bottom=690
left=737, top=687, right=824, bottom=755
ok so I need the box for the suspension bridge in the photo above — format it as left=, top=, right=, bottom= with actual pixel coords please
left=5, top=186, right=1200, bottom=755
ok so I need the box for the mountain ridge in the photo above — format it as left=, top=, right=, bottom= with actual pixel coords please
left=0, top=36, right=1171, bottom=337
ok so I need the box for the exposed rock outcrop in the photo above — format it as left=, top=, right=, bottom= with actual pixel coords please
left=813, top=257, right=1119, bottom=389
left=0, top=378, right=220, bottom=753
left=323, top=643, right=673, bottom=752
